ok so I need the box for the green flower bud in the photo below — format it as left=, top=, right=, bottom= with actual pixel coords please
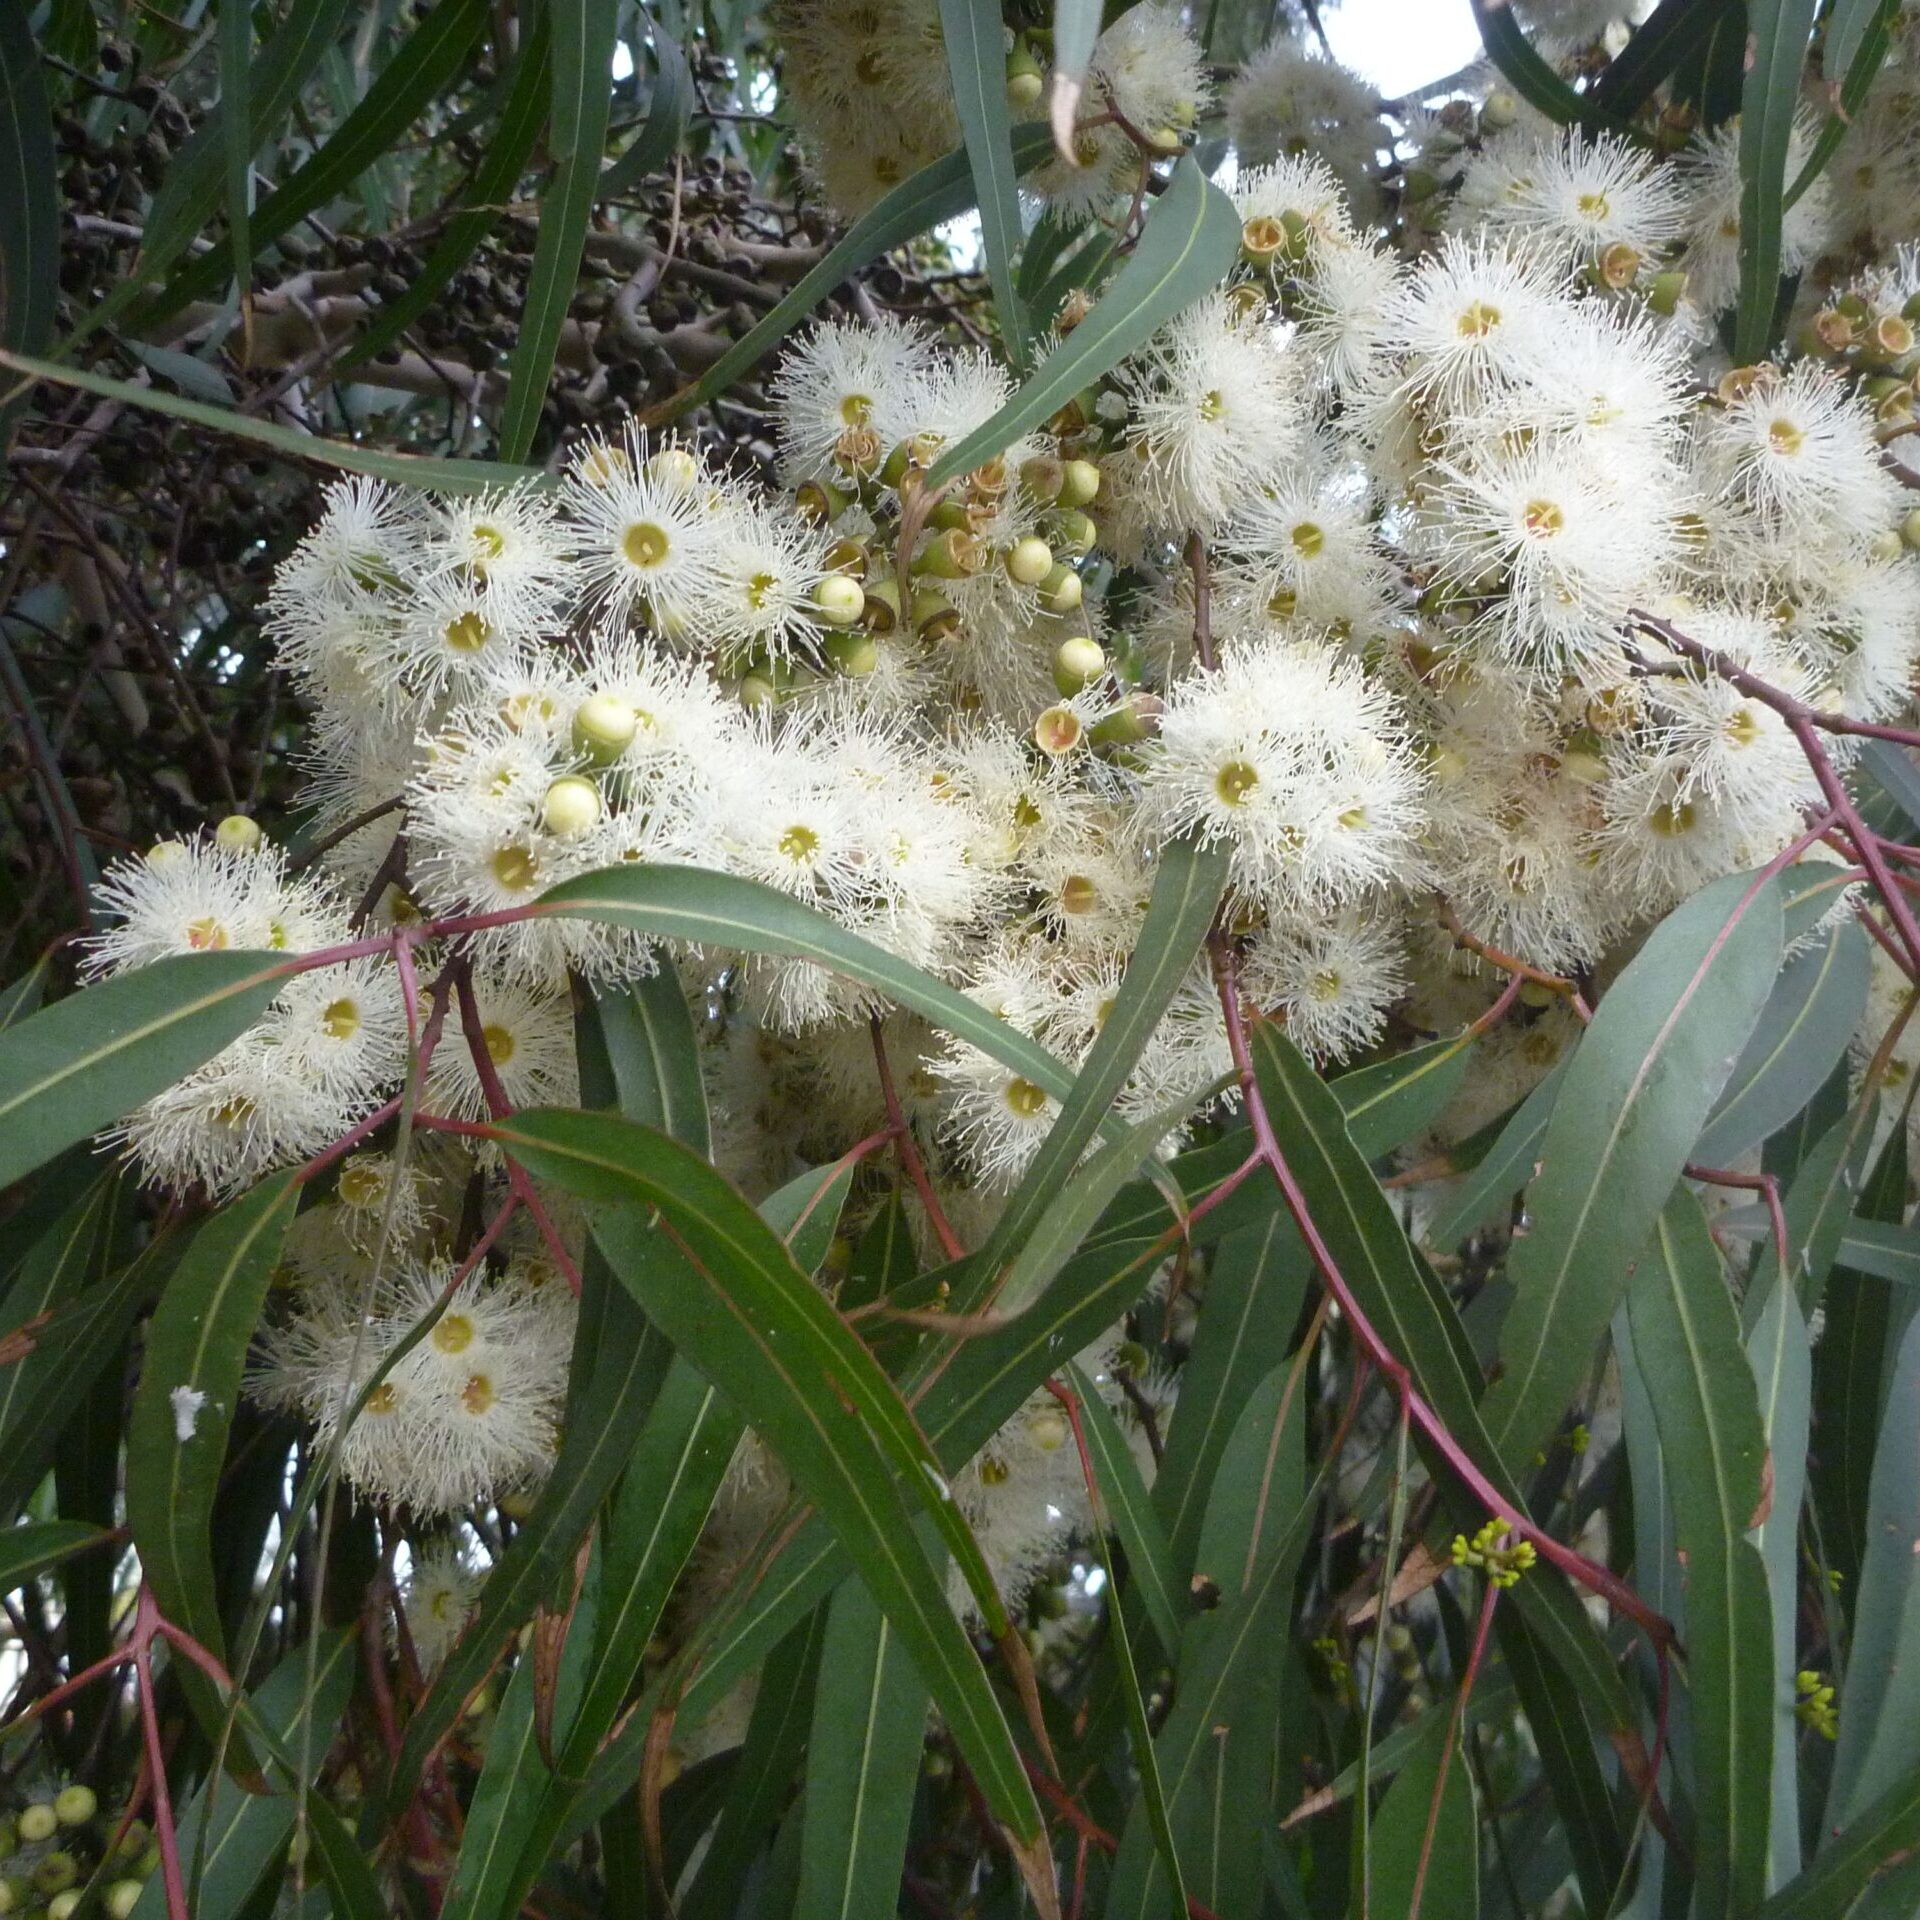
left=214, top=814, right=263, bottom=854
left=1089, top=693, right=1162, bottom=747
left=1052, top=509, right=1098, bottom=557
left=1646, top=269, right=1688, bottom=317
left=1006, top=40, right=1044, bottom=114
left=572, top=692, right=638, bottom=762
left=16, top=1807, right=56, bottom=1846
left=1053, top=635, right=1106, bottom=694
left=108, top=1882, right=146, bottom=1920
left=1019, top=455, right=1066, bottom=504
left=1870, top=528, right=1905, bottom=563
left=53, top=1787, right=95, bottom=1829
left=1037, top=563, right=1083, bottom=614
left=812, top=573, right=866, bottom=628
left=1401, top=167, right=1440, bottom=205
left=1481, top=89, right=1517, bottom=129
left=823, top=629, right=878, bottom=676
left=33, top=1852, right=78, bottom=1896
left=1057, top=458, right=1101, bottom=510
left=1004, top=536, right=1054, bottom=585
left=738, top=672, right=778, bottom=710
left=49, top=1890, right=82, bottom=1920
left=541, top=775, right=602, bottom=839
left=0, top=1881, right=16, bottom=1916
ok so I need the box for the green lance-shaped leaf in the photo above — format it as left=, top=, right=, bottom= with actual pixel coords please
left=581, top=965, right=711, bottom=1157
left=85, top=0, right=353, bottom=343
left=0, top=949, right=291, bottom=1191
left=0, top=1521, right=109, bottom=1597
left=1153, top=1212, right=1308, bottom=1585
left=489, top=1108, right=1052, bottom=1884
left=216, top=0, right=253, bottom=325
left=794, top=1578, right=931, bottom=1920
left=1625, top=1191, right=1774, bottom=1918
left=1468, top=0, right=1597, bottom=125
left=1786, top=0, right=1904, bottom=208
left=342, top=16, right=553, bottom=374
left=667, top=126, right=1057, bottom=421
left=1481, top=868, right=1786, bottom=1473
left=0, top=350, right=546, bottom=494
left=1827, top=1310, right=1920, bottom=1834
left=147, top=0, right=492, bottom=324
left=1362, top=1711, right=1480, bottom=1920
left=1065, top=1359, right=1183, bottom=1658
left=538, top=863, right=1080, bottom=1097
left=1747, top=1270, right=1814, bottom=1894
left=127, top=1174, right=298, bottom=1737
left=977, top=835, right=1229, bottom=1304
left=1592, top=0, right=1738, bottom=116
left=1695, top=915, right=1869, bottom=1166
left=497, top=0, right=621, bottom=464
left=128, top=1631, right=357, bottom=1920
left=0, top=0, right=57, bottom=444
left=1829, top=1221, right=1920, bottom=1287
left=1735, top=0, right=1822, bottom=356
left=299, top=1789, right=389, bottom=1920
left=600, top=25, right=691, bottom=196
left=1758, top=1756, right=1920, bottom=1917
left=928, top=155, right=1238, bottom=485
left=939, top=0, right=1029, bottom=369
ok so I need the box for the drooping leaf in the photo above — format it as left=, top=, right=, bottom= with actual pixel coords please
left=497, top=0, right=621, bottom=463
left=600, top=23, right=691, bottom=195
left=1695, top=916, right=1869, bottom=1166
left=1426, top=1061, right=1568, bottom=1248
left=127, top=1174, right=298, bottom=1735
left=1482, top=868, right=1785, bottom=1472
left=1624, top=1191, right=1774, bottom=1917
left=794, top=1578, right=930, bottom=1920
left=0, top=1520, right=109, bottom=1597
left=492, top=1108, right=1050, bottom=1873
left=927, top=155, right=1240, bottom=484
left=1758, top=1757, right=1920, bottom=1917
left=0, top=351, right=546, bottom=494
left=1735, top=0, right=1821, bottom=355
left=1592, top=0, right=1733, bottom=114
left=939, top=0, right=1029, bottom=368
left=0, top=949, right=291, bottom=1191
left=581, top=965, right=711, bottom=1157
left=1468, top=0, right=1596, bottom=125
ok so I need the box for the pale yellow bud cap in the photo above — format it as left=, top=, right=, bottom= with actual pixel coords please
left=541, top=775, right=602, bottom=839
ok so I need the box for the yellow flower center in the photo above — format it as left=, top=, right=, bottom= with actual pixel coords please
left=622, top=521, right=671, bottom=569
left=322, top=997, right=361, bottom=1041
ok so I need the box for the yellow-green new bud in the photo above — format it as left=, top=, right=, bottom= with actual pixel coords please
left=1004, top=536, right=1054, bottom=585
left=812, top=573, right=866, bottom=628
left=214, top=814, right=263, bottom=854
left=1037, top=563, right=1083, bottom=614
left=33, top=1852, right=77, bottom=1896
left=1053, top=635, right=1106, bottom=693
left=1057, top=458, right=1101, bottom=509
left=108, top=1883, right=145, bottom=1920
left=823, top=629, right=878, bottom=676
left=16, top=1807, right=56, bottom=1847
left=541, top=775, right=602, bottom=839
left=645, top=447, right=698, bottom=489
left=53, top=1787, right=95, bottom=1829
left=572, top=692, right=638, bottom=762
left=1006, top=39, right=1044, bottom=114
left=0, top=1882, right=16, bottom=1916
left=1052, top=509, right=1097, bottom=556
left=49, top=1890, right=81, bottom=1920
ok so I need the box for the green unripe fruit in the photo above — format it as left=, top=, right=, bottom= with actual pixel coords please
left=1401, top=166, right=1440, bottom=204
left=214, top=813, right=263, bottom=854
left=572, top=692, right=638, bottom=761
left=111, top=1822, right=148, bottom=1863
left=1019, top=455, right=1065, bottom=504
left=16, top=1807, right=56, bottom=1846
left=1053, top=635, right=1106, bottom=694
left=912, top=587, right=960, bottom=641
left=812, top=573, right=866, bottom=628
left=1037, top=563, right=1083, bottom=614
left=823, top=629, right=878, bottom=676
left=793, top=476, right=849, bottom=525
left=108, top=1882, right=146, bottom=1920
left=1057, top=458, right=1101, bottom=509
left=33, top=1852, right=78, bottom=1895
left=860, top=574, right=902, bottom=633
left=541, top=775, right=602, bottom=839
left=1004, top=536, right=1054, bottom=585
left=1089, top=693, right=1162, bottom=748
left=913, top=528, right=984, bottom=579
left=53, top=1787, right=96, bottom=1828
left=1646, top=269, right=1688, bottom=317
left=49, top=1889, right=81, bottom=1920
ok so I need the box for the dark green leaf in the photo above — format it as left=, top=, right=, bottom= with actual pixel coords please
left=1787, top=0, right=1903, bottom=207
left=582, top=965, right=711, bottom=1157
left=127, top=1174, right=297, bottom=1739
left=0, top=1520, right=109, bottom=1596
left=1468, top=0, right=1594, bottom=125
left=1735, top=0, right=1821, bottom=354
left=1696, top=917, right=1869, bottom=1165
left=1362, top=1712, right=1478, bottom=1920
left=217, top=0, right=253, bottom=319
left=1759, top=1757, right=1920, bottom=1916
left=1625, top=1191, right=1773, bottom=1916
left=1592, top=0, right=1731, bottom=114
left=300, top=1789, right=389, bottom=1920
left=1482, top=868, right=1785, bottom=1471
left=667, top=127, right=1057, bottom=419
left=0, top=350, right=546, bottom=494
left=494, top=1108, right=1049, bottom=1865
left=0, top=0, right=57, bottom=442
left=939, top=0, right=1028, bottom=368
left=928, top=156, right=1238, bottom=485
left=794, top=1579, right=930, bottom=1920
left=601, top=25, right=691, bottom=195
left=498, top=0, right=621, bottom=463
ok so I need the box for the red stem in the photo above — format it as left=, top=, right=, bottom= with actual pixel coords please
left=1408, top=1579, right=1500, bottom=1920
